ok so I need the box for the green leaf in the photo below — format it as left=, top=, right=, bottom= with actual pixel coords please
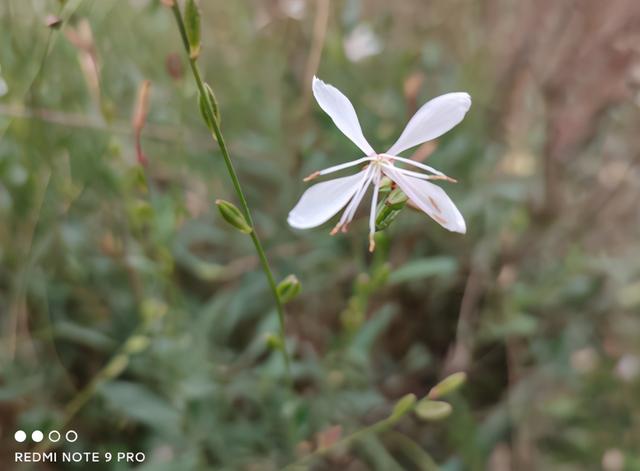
left=389, top=257, right=458, bottom=284
left=53, top=321, right=115, bottom=351
left=351, top=305, right=396, bottom=354
left=99, top=381, right=180, bottom=431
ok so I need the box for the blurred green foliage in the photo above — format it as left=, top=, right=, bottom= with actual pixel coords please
left=1, top=0, right=640, bottom=470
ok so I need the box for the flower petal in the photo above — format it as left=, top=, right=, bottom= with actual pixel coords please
left=338, top=166, right=374, bottom=227
left=384, top=167, right=466, bottom=233
left=288, top=170, right=369, bottom=229
left=312, top=76, right=376, bottom=156
left=386, top=92, right=471, bottom=156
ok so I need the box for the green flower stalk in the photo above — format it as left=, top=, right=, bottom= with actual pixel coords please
left=169, top=1, right=291, bottom=376
left=282, top=371, right=466, bottom=469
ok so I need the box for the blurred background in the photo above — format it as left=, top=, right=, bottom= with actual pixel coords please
left=1, top=0, right=640, bottom=469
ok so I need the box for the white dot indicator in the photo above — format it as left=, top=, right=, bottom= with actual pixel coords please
left=32, top=430, right=44, bottom=442
left=65, top=430, right=78, bottom=442
left=49, top=430, right=61, bottom=442
left=14, top=430, right=26, bottom=443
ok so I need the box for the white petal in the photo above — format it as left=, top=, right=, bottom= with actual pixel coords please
left=369, top=171, right=381, bottom=235
left=386, top=92, right=471, bottom=156
left=318, top=156, right=372, bottom=177
left=383, top=156, right=444, bottom=176
left=338, top=166, right=374, bottom=226
left=288, top=170, right=369, bottom=229
left=384, top=167, right=466, bottom=233
left=312, top=76, right=376, bottom=156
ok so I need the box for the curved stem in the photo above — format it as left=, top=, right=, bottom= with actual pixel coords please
left=281, top=407, right=414, bottom=470
left=170, top=4, right=291, bottom=377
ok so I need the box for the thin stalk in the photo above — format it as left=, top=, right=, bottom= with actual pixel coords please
left=281, top=409, right=413, bottom=470
left=170, top=3, right=291, bottom=376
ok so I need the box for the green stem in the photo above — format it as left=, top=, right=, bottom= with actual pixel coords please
left=282, top=409, right=414, bottom=470
left=170, top=3, right=291, bottom=377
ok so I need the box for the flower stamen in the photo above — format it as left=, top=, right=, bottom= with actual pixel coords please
left=303, top=171, right=321, bottom=182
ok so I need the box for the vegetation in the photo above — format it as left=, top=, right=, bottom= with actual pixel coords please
left=1, top=1, right=640, bottom=469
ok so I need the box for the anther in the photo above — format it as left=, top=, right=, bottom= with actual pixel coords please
left=427, top=175, right=458, bottom=183
left=303, top=171, right=321, bottom=182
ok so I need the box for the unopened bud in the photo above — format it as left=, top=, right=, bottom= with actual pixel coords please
left=428, top=371, right=467, bottom=399
left=123, top=335, right=150, bottom=355
left=386, top=188, right=408, bottom=209
left=277, top=274, right=301, bottom=304
left=141, top=298, right=168, bottom=322
left=45, top=14, right=63, bottom=29
left=378, top=177, right=393, bottom=195
left=375, top=188, right=408, bottom=231
left=265, top=333, right=283, bottom=350
left=215, top=199, right=252, bottom=234
left=184, top=0, right=201, bottom=59
left=415, top=400, right=452, bottom=421
left=199, top=83, right=221, bottom=130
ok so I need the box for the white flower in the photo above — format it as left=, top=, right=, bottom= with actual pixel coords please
left=344, top=24, right=382, bottom=62
left=288, top=76, right=471, bottom=251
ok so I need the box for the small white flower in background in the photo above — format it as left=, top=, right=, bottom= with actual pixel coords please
left=615, top=354, right=640, bottom=382
left=0, top=65, right=8, bottom=97
left=288, top=76, right=471, bottom=251
left=279, top=0, right=306, bottom=20
left=344, top=24, right=382, bottom=62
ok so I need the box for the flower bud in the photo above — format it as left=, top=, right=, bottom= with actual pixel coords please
left=378, top=177, right=393, bottom=195
left=184, top=0, right=201, bottom=59
left=45, top=15, right=63, bottom=29
left=277, top=274, right=301, bottom=304
left=215, top=199, right=252, bottom=234
left=142, top=298, right=168, bottom=322
left=415, top=400, right=452, bottom=421
left=123, top=335, right=150, bottom=355
left=428, top=371, right=467, bottom=399
left=265, top=333, right=283, bottom=350
left=375, top=188, right=408, bottom=231
left=199, top=82, right=220, bottom=130
left=386, top=188, right=409, bottom=209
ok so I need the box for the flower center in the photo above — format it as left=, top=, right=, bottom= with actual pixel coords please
left=372, top=154, right=391, bottom=167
